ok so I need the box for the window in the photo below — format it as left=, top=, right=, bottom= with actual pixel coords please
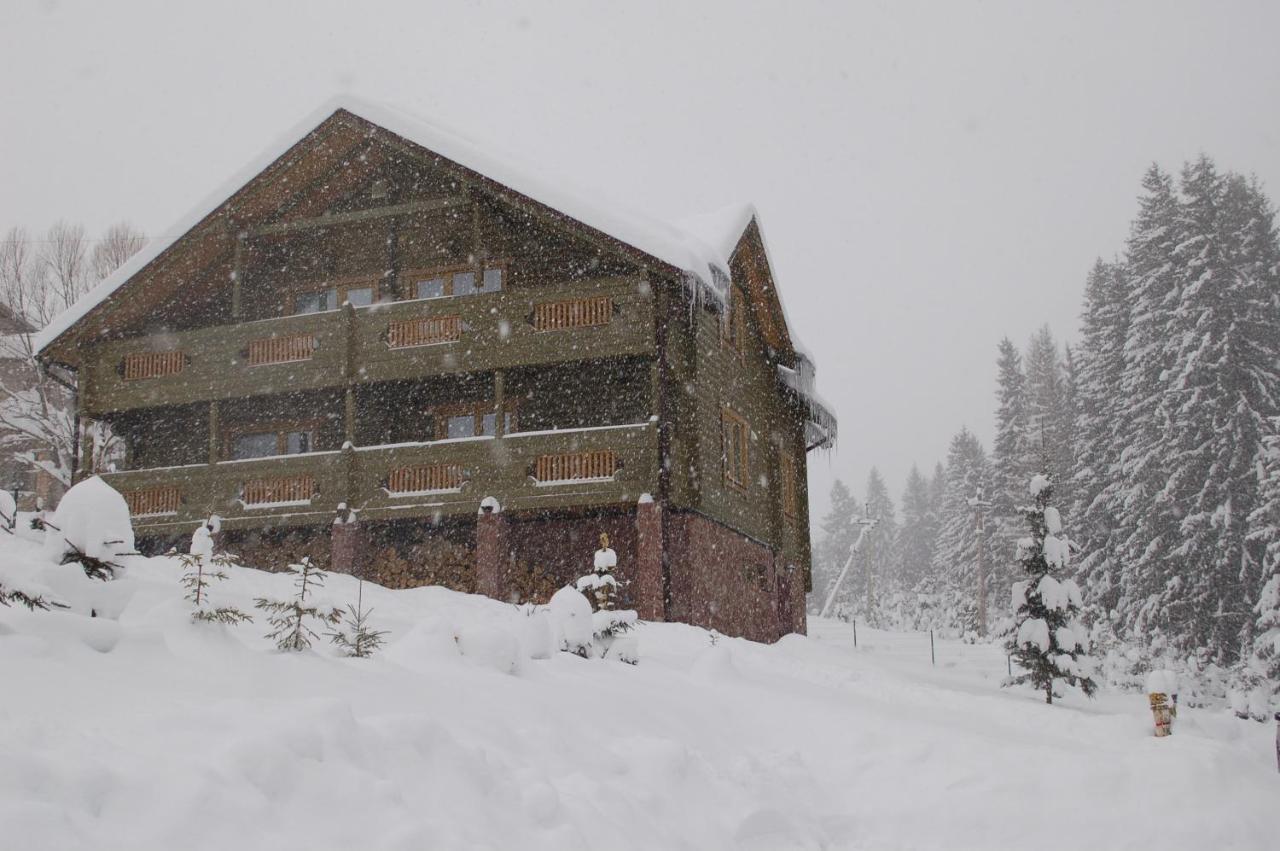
left=228, top=424, right=319, bottom=460
left=290, top=279, right=378, bottom=314
left=722, top=408, right=750, bottom=489
left=294, top=289, right=336, bottom=315
left=434, top=402, right=517, bottom=440
left=722, top=287, right=747, bottom=354
left=405, top=264, right=503, bottom=301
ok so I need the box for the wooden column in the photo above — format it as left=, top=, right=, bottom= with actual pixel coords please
left=475, top=503, right=510, bottom=601
left=79, top=419, right=95, bottom=480
left=208, top=401, right=220, bottom=464
left=230, top=231, right=245, bottom=320
left=344, top=387, right=356, bottom=445
left=493, top=370, right=505, bottom=437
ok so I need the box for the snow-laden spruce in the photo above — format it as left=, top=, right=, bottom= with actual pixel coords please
left=1005, top=473, right=1097, bottom=703
left=43, top=475, right=134, bottom=580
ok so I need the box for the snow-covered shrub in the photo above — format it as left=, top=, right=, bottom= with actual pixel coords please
left=516, top=603, right=553, bottom=660
left=455, top=624, right=522, bottom=674
left=548, top=586, right=594, bottom=657
left=0, top=489, right=15, bottom=531
left=328, top=581, right=388, bottom=658
left=43, top=476, right=134, bottom=579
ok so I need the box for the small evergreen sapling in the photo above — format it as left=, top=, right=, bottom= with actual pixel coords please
left=254, top=556, right=341, bottom=652
left=180, top=524, right=252, bottom=626
left=1005, top=474, right=1097, bottom=703
left=328, top=580, right=388, bottom=658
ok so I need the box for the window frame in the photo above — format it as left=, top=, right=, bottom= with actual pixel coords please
left=401, top=261, right=507, bottom=302
left=223, top=419, right=324, bottom=461
left=431, top=401, right=519, bottom=440
left=286, top=275, right=381, bottom=315
left=721, top=406, right=750, bottom=491
left=721, top=286, right=748, bottom=356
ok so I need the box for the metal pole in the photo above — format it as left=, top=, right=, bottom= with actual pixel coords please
left=930, top=629, right=935, bottom=666
left=852, top=619, right=857, bottom=648
left=818, top=514, right=878, bottom=619
left=967, top=486, right=993, bottom=638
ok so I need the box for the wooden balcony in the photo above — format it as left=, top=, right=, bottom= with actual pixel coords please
left=100, top=421, right=659, bottom=536
left=80, top=276, right=654, bottom=415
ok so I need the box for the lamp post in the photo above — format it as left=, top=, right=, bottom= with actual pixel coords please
left=967, top=485, right=994, bottom=637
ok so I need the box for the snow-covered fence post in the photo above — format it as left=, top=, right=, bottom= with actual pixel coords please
left=1274, top=712, right=1279, bottom=773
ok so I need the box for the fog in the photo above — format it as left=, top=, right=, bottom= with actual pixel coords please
left=4, top=0, right=1278, bottom=517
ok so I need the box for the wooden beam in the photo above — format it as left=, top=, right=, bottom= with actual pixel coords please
left=493, top=370, right=505, bottom=438
left=250, top=196, right=466, bottom=236
left=208, top=401, right=220, bottom=465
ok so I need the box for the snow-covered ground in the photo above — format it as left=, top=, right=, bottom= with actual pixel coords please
left=2, top=529, right=1276, bottom=851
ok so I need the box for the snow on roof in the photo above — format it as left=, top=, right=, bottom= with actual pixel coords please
left=674, top=203, right=758, bottom=259
left=35, top=96, right=738, bottom=356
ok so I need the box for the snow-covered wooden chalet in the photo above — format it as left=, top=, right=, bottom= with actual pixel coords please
left=36, top=97, right=836, bottom=641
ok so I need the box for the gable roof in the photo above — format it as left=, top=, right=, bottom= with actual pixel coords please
left=35, top=96, right=747, bottom=357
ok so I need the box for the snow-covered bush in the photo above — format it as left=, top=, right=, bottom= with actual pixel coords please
left=455, top=624, right=522, bottom=674
left=43, top=476, right=134, bottom=579
left=548, top=586, right=594, bottom=657
left=328, top=581, right=388, bottom=658
left=0, top=489, right=15, bottom=531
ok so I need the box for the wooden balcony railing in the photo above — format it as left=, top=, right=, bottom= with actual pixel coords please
left=387, top=463, right=465, bottom=494
left=123, top=485, right=181, bottom=517
left=242, top=474, right=315, bottom=506
left=247, top=333, right=317, bottom=366
left=533, top=296, right=612, bottom=331
left=387, top=315, right=462, bottom=348
left=122, top=351, right=186, bottom=381
left=534, top=449, right=618, bottom=483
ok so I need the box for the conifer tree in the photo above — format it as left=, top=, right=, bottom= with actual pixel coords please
left=931, top=429, right=989, bottom=636
left=991, top=338, right=1029, bottom=594
left=813, top=480, right=861, bottom=616
left=254, top=557, right=342, bottom=652
left=861, top=467, right=898, bottom=625
left=1247, top=418, right=1280, bottom=694
left=181, top=524, right=252, bottom=626
left=328, top=580, right=388, bottom=658
left=1006, top=473, right=1096, bottom=703
left=1070, top=259, right=1131, bottom=618
left=1115, top=164, right=1184, bottom=646
left=1024, top=326, right=1072, bottom=509
left=897, top=465, right=937, bottom=594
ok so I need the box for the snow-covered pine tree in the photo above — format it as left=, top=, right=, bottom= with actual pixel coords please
left=328, top=580, right=388, bottom=658
left=897, top=465, right=937, bottom=600
left=181, top=523, right=252, bottom=625
left=812, top=480, right=861, bottom=616
left=991, top=338, right=1030, bottom=597
left=1024, top=326, right=1073, bottom=510
left=1006, top=473, right=1097, bottom=703
left=1070, top=259, right=1131, bottom=620
left=1115, top=164, right=1184, bottom=649
left=254, top=556, right=342, bottom=652
left=861, top=467, right=898, bottom=626
left=1246, top=417, right=1280, bottom=697
left=931, top=428, right=990, bottom=637
left=1153, top=162, right=1280, bottom=664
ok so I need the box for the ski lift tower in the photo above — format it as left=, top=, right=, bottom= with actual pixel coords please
left=818, top=508, right=879, bottom=620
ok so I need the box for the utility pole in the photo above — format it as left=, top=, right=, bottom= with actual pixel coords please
left=818, top=508, right=879, bottom=620
left=967, top=485, right=994, bottom=637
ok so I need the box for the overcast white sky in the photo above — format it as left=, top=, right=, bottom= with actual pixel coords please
left=4, top=0, right=1279, bottom=520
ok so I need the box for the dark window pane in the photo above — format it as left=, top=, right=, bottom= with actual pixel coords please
left=416, top=278, right=445, bottom=299
left=294, top=291, right=331, bottom=315
left=480, top=413, right=497, bottom=437
left=233, top=432, right=277, bottom=460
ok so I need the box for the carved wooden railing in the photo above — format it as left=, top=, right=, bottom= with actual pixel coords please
left=123, top=485, right=181, bottom=516
left=534, top=449, right=618, bottom=483
left=247, top=333, right=317, bottom=366
left=533, top=296, right=612, bottom=331
left=386, top=315, right=462, bottom=349
left=386, top=463, right=465, bottom=494
left=242, top=474, right=315, bottom=506
left=122, top=351, right=186, bottom=381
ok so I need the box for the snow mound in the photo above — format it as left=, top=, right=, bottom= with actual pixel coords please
left=455, top=624, right=523, bottom=675
left=43, top=476, right=135, bottom=567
